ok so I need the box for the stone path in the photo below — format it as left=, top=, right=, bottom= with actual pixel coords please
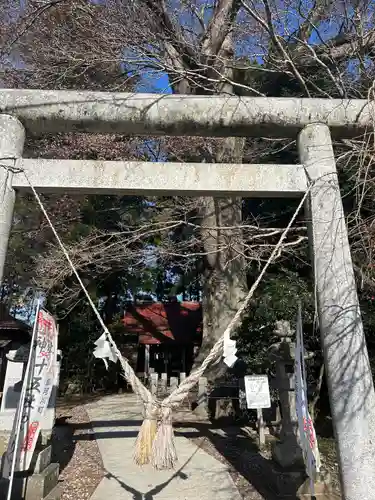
left=86, top=394, right=242, bottom=500
left=87, top=395, right=241, bottom=500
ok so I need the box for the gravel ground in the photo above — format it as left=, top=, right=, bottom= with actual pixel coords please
left=52, top=401, right=105, bottom=500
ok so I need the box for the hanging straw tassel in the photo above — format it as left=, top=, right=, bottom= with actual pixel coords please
left=151, top=406, right=177, bottom=470
left=134, top=401, right=159, bottom=465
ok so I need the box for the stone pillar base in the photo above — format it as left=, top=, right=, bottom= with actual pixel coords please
left=297, top=473, right=341, bottom=499
left=272, top=437, right=305, bottom=470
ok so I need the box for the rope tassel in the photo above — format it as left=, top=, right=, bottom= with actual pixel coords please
left=151, top=407, right=177, bottom=470
left=134, top=402, right=158, bottom=466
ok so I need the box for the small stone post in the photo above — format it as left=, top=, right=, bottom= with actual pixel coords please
left=269, top=320, right=304, bottom=469
left=194, top=376, right=208, bottom=416
left=257, top=408, right=265, bottom=448
left=144, top=345, right=150, bottom=379
left=170, top=376, right=178, bottom=393
left=150, top=372, right=158, bottom=395
left=299, top=124, right=375, bottom=500
left=0, top=115, right=25, bottom=284
left=160, top=372, right=168, bottom=392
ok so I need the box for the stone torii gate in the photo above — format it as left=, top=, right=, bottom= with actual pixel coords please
left=0, top=90, right=374, bottom=500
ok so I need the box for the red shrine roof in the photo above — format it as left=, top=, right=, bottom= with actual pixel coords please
left=122, top=301, right=202, bottom=345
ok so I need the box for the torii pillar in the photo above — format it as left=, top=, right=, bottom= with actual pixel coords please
left=0, top=115, right=25, bottom=285
left=299, top=124, right=375, bottom=500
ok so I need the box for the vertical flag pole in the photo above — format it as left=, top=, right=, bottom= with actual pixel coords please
left=6, top=300, right=41, bottom=500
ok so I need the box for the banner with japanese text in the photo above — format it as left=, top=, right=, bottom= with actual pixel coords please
left=2, top=308, right=58, bottom=476
left=294, top=305, right=320, bottom=487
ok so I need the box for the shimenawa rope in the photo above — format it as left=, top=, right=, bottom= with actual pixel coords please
left=0, top=159, right=312, bottom=469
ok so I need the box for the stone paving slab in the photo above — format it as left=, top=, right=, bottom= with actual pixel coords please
left=86, top=394, right=242, bottom=500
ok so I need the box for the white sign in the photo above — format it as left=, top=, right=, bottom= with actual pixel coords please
left=294, top=305, right=320, bottom=488
left=244, top=375, right=271, bottom=409
left=2, top=308, right=58, bottom=476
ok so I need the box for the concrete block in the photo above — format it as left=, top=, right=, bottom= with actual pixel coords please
left=40, top=431, right=52, bottom=447
left=0, top=360, right=24, bottom=411
left=25, top=462, right=59, bottom=500
left=43, top=483, right=62, bottom=500
left=33, top=446, right=52, bottom=474
left=179, top=372, right=186, bottom=382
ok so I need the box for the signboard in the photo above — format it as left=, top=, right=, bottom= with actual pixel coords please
left=244, top=375, right=271, bottom=409
left=294, top=304, right=320, bottom=487
left=2, top=308, right=58, bottom=476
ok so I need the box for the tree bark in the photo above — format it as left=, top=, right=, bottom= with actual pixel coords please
left=194, top=34, right=247, bottom=376
left=129, top=0, right=247, bottom=378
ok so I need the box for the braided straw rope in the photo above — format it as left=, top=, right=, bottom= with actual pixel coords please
left=149, top=183, right=312, bottom=468
left=162, top=184, right=311, bottom=412
left=4, top=161, right=311, bottom=470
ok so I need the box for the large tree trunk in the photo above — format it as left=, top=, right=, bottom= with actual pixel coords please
left=141, top=0, right=246, bottom=378
left=193, top=35, right=247, bottom=376
left=196, top=145, right=246, bottom=373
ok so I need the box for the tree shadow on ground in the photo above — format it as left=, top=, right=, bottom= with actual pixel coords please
left=51, top=416, right=75, bottom=474
left=51, top=393, right=106, bottom=474
left=73, top=417, right=303, bottom=499
left=102, top=454, right=192, bottom=500
left=177, top=423, right=304, bottom=500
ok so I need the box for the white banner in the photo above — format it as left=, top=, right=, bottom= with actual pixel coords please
left=294, top=304, right=320, bottom=487
left=2, top=308, right=58, bottom=476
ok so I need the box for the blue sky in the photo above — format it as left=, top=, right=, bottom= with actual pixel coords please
left=136, top=71, right=172, bottom=94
